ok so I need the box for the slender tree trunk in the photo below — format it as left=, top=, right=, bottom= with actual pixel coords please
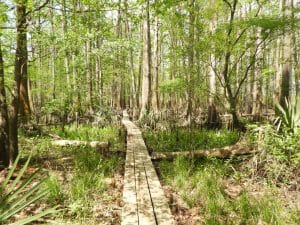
left=124, top=4, right=137, bottom=116
left=62, top=0, right=71, bottom=101
left=137, top=43, right=143, bottom=111
left=252, top=30, right=262, bottom=120
left=186, top=0, right=195, bottom=123
left=151, top=8, right=159, bottom=112
left=222, top=0, right=243, bottom=129
left=50, top=0, right=56, bottom=101
left=0, top=41, right=9, bottom=167
left=85, top=39, right=93, bottom=112
left=95, top=38, right=103, bottom=105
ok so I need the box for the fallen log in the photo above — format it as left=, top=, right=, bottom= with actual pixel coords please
left=52, top=140, right=110, bottom=153
left=151, top=144, right=256, bottom=160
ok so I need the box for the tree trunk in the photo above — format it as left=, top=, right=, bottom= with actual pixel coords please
left=10, top=0, right=28, bottom=162
left=151, top=9, right=159, bottom=113
left=62, top=0, right=72, bottom=101
left=252, top=30, right=262, bottom=120
left=206, top=17, right=220, bottom=128
left=85, top=39, right=93, bottom=112
left=280, top=0, right=293, bottom=108
left=95, top=38, right=103, bottom=105
left=186, top=0, right=195, bottom=123
left=0, top=41, right=9, bottom=167
left=18, top=0, right=30, bottom=121
left=206, top=53, right=220, bottom=128
left=139, top=0, right=151, bottom=120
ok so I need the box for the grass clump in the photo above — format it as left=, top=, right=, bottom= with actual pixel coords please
left=159, top=157, right=299, bottom=225
left=143, top=128, right=239, bottom=152
left=19, top=125, right=124, bottom=224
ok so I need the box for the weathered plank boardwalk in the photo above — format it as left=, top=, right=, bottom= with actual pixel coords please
left=121, top=111, right=175, bottom=225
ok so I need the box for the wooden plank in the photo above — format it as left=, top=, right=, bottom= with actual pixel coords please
left=121, top=136, right=138, bottom=225
left=135, top=150, right=157, bottom=225
left=144, top=159, right=175, bottom=225
left=122, top=111, right=176, bottom=225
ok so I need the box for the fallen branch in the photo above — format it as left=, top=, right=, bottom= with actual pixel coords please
left=151, top=143, right=256, bottom=160
left=52, top=140, right=110, bottom=152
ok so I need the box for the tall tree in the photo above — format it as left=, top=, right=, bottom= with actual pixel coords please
left=139, top=0, right=151, bottom=119
left=206, top=11, right=220, bottom=128
left=186, top=0, right=195, bottom=123
left=17, top=0, right=31, bottom=120
left=0, top=40, right=9, bottom=167
left=280, top=0, right=293, bottom=107
left=10, top=0, right=28, bottom=161
left=151, top=0, right=159, bottom=113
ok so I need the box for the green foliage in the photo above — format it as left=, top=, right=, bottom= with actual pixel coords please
left=246, top=125, right=300, bottom=182
left=19, top=125, right=124, bottom=223
left=275, top=97, right=300, bottom=133
left=44, top=176, right=65, bottom=204
left=143, top=128, right=239, bottom=152
left=159, top=157, right=299, bottom=225
left=246, top=16, right=292, bottom=31
left=0, top=2, right=8, bottom=25
left=41, top=98, right=71, bottom=116
left=0, top=155, right=56, bottom=225
left=159, top=78, right=186, bottom=94
left=65, top=145, right=121, bottom=218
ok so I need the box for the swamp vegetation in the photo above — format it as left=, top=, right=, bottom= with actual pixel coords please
left=0, top=0, right=300, bottom=224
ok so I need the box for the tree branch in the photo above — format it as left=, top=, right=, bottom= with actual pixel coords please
left=26, top=0, right=50, bottom=16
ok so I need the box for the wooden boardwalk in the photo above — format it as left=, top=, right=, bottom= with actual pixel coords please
left=121, top=111, right=175, bottom=225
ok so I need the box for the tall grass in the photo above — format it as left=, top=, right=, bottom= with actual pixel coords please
left=159, top=157, right=299, bottom=225
left=20, top=125, right=124, bottom=224
left=143, top=128, right=239, bottom=152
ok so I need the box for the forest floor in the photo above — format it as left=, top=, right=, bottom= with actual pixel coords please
left=143, top=127, right=300, bottom=225
left=2, top=121, right=299, bottom=225
left=11, top=124, right=125, bottom=225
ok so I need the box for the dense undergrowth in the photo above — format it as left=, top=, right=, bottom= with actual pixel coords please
left=16, top=124, right=125, bottom=224
left=143, top=128, right=240, bottom=152
left=160, top=157, right=299, bottom=225
left=144, top=126, right=300, bottom=225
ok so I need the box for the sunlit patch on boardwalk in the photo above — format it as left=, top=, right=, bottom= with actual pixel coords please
left=121, top=111, right=175, bottom=225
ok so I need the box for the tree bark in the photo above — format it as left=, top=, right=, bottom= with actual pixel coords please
left=186, top=0, right=195, bottom=123
left=280, top=0, right=293, bottom=108
left=10, top=0, right=28, bottom=162
left=251, top=30, right=262, bottom=120
left=151, top=6, right=159, bottom=113
left=0, top=41, right=9, bottom=167
left=18, top=0, right=30, bottom=121
left=139, top=0, right=151, bottom=120
left=85, top=39, right=93, bottom=112
left=206, top=16, right=220, bottom=128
